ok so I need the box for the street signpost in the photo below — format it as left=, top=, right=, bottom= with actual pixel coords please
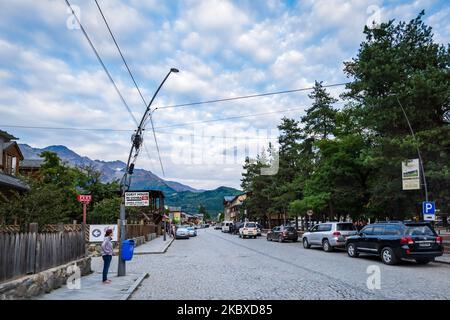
left=402, top=159, right=420, bottom=190
left=76, top=194, right=92, bottom=224
left=307, top=210, right=313, bottom=229
left=422, top=201, right=436, bottom=221
left=125, top=192, right=149, bottom=207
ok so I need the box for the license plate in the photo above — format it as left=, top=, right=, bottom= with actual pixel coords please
left=419, top=243, right=431, bottom=247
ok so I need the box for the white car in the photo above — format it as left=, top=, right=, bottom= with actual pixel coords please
left=221, top=221, right=233, bottom=233
left=175, top=226, right=190, bottom=239
left=239, top=222, right=258, bottom=239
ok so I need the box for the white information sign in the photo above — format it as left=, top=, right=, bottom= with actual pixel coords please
left=89, top=225, right=118, bottom=242
left=125, top=192, right=149, bottom=207
left=402, top=159, right=420, bottom=190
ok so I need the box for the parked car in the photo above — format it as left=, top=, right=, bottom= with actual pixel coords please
left=186, top=226, right=197, bottom=237
left=267, top=225, right=298, bottom=242
left=222, top=221, right=233, bottom=233
left=233, top=222, right=244, bottom=235
left=239, top=222, right=258, bottom=238
left=175, top=226, right=190, bottom=239
left=345, top=221, right=444, bottom=265
left=214, top=224, right=222, bottom=230
left=302, top=222, right=357, bottom=252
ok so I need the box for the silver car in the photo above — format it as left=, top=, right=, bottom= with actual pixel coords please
left=302, top=222, right=357, bottom=252
left=175, top=226, right=190, bottom=239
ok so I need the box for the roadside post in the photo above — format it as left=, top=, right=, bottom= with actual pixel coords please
left=77, top=194, right=92, bottom=224
left=307, top=210, right=313, bottom=230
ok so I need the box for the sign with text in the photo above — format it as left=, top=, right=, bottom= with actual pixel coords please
left=77, top=194, right=92, bottom=203
left=125, top=192, right=149, bottom=207
left=89, top=225, right=118, bottom=242
left=402, top=159, right=420, bottom=190
left=422, top=201, right=435, bottom=221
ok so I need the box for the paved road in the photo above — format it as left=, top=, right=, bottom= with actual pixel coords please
left=124, top=228, right=449, bottom=300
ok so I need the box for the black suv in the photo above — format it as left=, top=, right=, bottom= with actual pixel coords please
left=345, top=221, right=443, bottom=265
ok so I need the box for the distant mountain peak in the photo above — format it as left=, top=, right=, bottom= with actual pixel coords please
left=18, top=143, right=241, bottom=214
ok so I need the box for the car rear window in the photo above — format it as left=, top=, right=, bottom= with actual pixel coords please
left=405, top=225, right=435, bottom=236
left=337, top=223, right=355, bottom=231
left=246, top=223, right=256, bottom=228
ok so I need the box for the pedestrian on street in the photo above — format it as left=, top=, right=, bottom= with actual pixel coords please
left=101, top=229, right=113, bottom=284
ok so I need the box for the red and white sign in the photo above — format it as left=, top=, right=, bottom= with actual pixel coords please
left=77, top=194, right=92, bottom=203
left=125, top=192, right=149, bottom=207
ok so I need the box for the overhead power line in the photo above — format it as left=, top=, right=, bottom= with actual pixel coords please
left=94, top=0, right=165, bottom=175
left=1, top=105, right=307, bottom=134
left=154, top=106, right=308, bottom=129
left=156, top=82, right=349, bottom=110
left=64, top=0, right=138, bottom=126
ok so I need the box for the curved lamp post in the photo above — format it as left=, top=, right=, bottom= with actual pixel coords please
left=118, top=68, right=179, bottom=277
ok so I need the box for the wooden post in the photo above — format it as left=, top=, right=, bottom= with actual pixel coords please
left=57, top=223, right=64, bottom=232
left=29, top=223, right=38, bottom=233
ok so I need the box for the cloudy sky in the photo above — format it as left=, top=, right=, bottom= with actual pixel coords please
left=0, top=0, right=449, bottom=190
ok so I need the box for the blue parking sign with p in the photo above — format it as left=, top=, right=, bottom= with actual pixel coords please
left=422, top=201, right=435, bottom=215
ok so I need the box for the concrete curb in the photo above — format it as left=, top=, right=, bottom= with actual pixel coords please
left=434, top=258, right=450, bottom=265
left=134, top=238, right=174, bottom=255
left=120, top=272, right=149, bottom=300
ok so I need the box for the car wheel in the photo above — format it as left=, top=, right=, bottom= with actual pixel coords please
left=323, top=239, right=333, bottom=252
left=278, top=235, right=283, bottom=243
left=415, top=258, right=431, bottom=265
left=303, top=238, right=311, bottom=249
left=266, top=236, right=270, bottom=241
left=381, top=247, right=398, bottom=265
left=293, top=238, right=298, bottom=242
left=346, top=243, right=359, bottom=257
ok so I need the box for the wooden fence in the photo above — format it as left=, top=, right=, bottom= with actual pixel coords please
left=125, top=224, right=155, bottom=239
left=0, top=231, right=85, bottom=283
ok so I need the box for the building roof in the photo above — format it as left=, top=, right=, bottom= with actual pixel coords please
left=3, top=141, right=24, bottom=160
left=0, top=130, right=18, bottom=141
left=0, top=172, right=29, bottom=191
left=20, top=159, right=44, bottom=169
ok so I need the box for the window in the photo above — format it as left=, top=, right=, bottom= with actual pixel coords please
left=310, top=225, right=319, bottom=232
left=405, top=225, right=435, bottom=236
left=361, top=226, right=374, bottom=235
left=11, top=156, right=17, bottom=175
left=245, top=223, right=256, bottom=228
left=384, top=225, right=402, bottom=236
left=337, top=223, right=356, bottom=231
left=318, top=224, right=332, bottom=232
left=373, top=225, right=385, bottom=235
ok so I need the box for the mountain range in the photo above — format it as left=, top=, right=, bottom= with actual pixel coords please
left=18, top=144, right=241, bottom=215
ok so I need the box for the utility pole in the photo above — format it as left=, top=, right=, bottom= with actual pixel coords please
left=117, top=68, right=179, bottom=277
left=396, top=97, right=429, bottom=220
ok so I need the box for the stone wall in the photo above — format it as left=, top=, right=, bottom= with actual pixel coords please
left=0, top=257, right=91, bottom=300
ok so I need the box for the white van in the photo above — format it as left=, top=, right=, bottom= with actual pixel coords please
left=221, top=221, right=233, bottom=233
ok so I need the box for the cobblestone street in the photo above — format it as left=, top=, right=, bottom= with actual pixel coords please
left=94, top=228, right=450, bottom=300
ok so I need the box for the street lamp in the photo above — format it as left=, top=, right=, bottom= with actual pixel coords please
left=118, top=68, right=179, bottom=277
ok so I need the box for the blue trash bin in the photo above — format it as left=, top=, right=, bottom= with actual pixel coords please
left=121, top=239, right=135, bottom=261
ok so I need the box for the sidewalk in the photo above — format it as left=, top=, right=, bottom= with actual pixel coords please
left=37, top=270, right=148, bottom=300
left=435, top=254, right=450, bottom=265
left=37, top=236, right=173, bottom=300
left=134, top=235, right=174, bottom=255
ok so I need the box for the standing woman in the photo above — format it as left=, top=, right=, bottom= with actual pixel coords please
left=101, top=229, right=113, bottom=284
